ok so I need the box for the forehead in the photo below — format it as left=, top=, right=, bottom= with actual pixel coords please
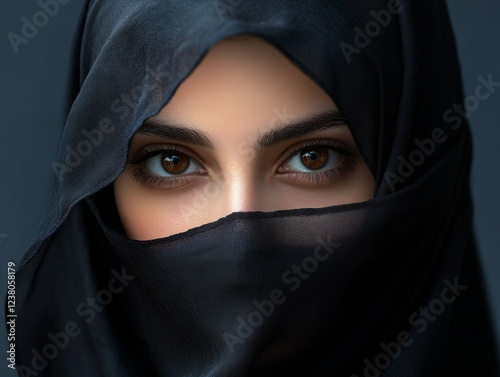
left=152, top=35, right=336, bottom=134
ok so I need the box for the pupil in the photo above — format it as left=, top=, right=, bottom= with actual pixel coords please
left=161, top=152, right=189, bottom=174
left=301, top=148, right=328, bottom=170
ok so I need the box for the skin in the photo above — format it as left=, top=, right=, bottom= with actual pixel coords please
left=114, top=35, right=375, bottom=240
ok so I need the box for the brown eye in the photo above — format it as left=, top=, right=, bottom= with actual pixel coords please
left=278, top=145, right=343, bottom=175
left=161, top=152, right=190, bottom=174
left=300, top=148, right=329, bottom=170
left=144, top=149, right=201, bottom=177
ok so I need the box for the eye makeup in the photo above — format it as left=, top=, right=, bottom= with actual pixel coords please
left=126, top=138, right=361, bottom=190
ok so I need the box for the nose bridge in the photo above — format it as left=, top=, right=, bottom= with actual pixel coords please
left=222, top=163, right=261, bottom=213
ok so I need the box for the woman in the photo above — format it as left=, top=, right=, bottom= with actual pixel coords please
left=14, top=0, right=499, bottom=376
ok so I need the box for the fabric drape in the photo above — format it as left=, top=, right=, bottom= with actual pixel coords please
left=13, top=0, right=499, bottom=376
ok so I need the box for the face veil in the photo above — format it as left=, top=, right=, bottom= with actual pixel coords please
left=12, top=0, right=499, bottom=376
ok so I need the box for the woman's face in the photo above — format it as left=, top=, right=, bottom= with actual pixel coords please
left=114, top=36, right=375, bottom=240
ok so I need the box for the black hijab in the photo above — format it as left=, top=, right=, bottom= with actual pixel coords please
left=13, top=0, right=499, bottom=376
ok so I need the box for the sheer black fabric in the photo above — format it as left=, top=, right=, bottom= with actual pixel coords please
left=12, top=0, right=499, bottom=376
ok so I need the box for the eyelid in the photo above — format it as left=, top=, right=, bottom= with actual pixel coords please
left=126, top=139, right=361, bottom=189
left=127, top=144, right=207, bottom=190
left=127, top=143, right=206, bottom=170
left=278, top=139, right=360, bottom=169
left=277, top=159, right=359, bottom=186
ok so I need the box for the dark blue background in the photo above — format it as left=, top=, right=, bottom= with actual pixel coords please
left=1, top=1, right=499, bottom=375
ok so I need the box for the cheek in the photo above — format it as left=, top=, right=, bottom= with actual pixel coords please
left=273, top=175, right=373, bottom=209
left=113, top=173, right=206, bottom=240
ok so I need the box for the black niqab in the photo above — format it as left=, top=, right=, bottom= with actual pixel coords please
left=12, top=0, right=499, bottom=376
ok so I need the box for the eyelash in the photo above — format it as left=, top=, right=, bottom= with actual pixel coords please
left=128, top=145, right=206, bottom=189
left=278, top=139, right=359, bottom=186
left=127, top=140, right=359, bottom=189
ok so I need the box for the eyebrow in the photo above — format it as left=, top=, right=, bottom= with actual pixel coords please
left=136, top=109, right=347, bottom=152
left=256, top=109, right=347, bottom=151
left=137, top=118, right=215, bottom=148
